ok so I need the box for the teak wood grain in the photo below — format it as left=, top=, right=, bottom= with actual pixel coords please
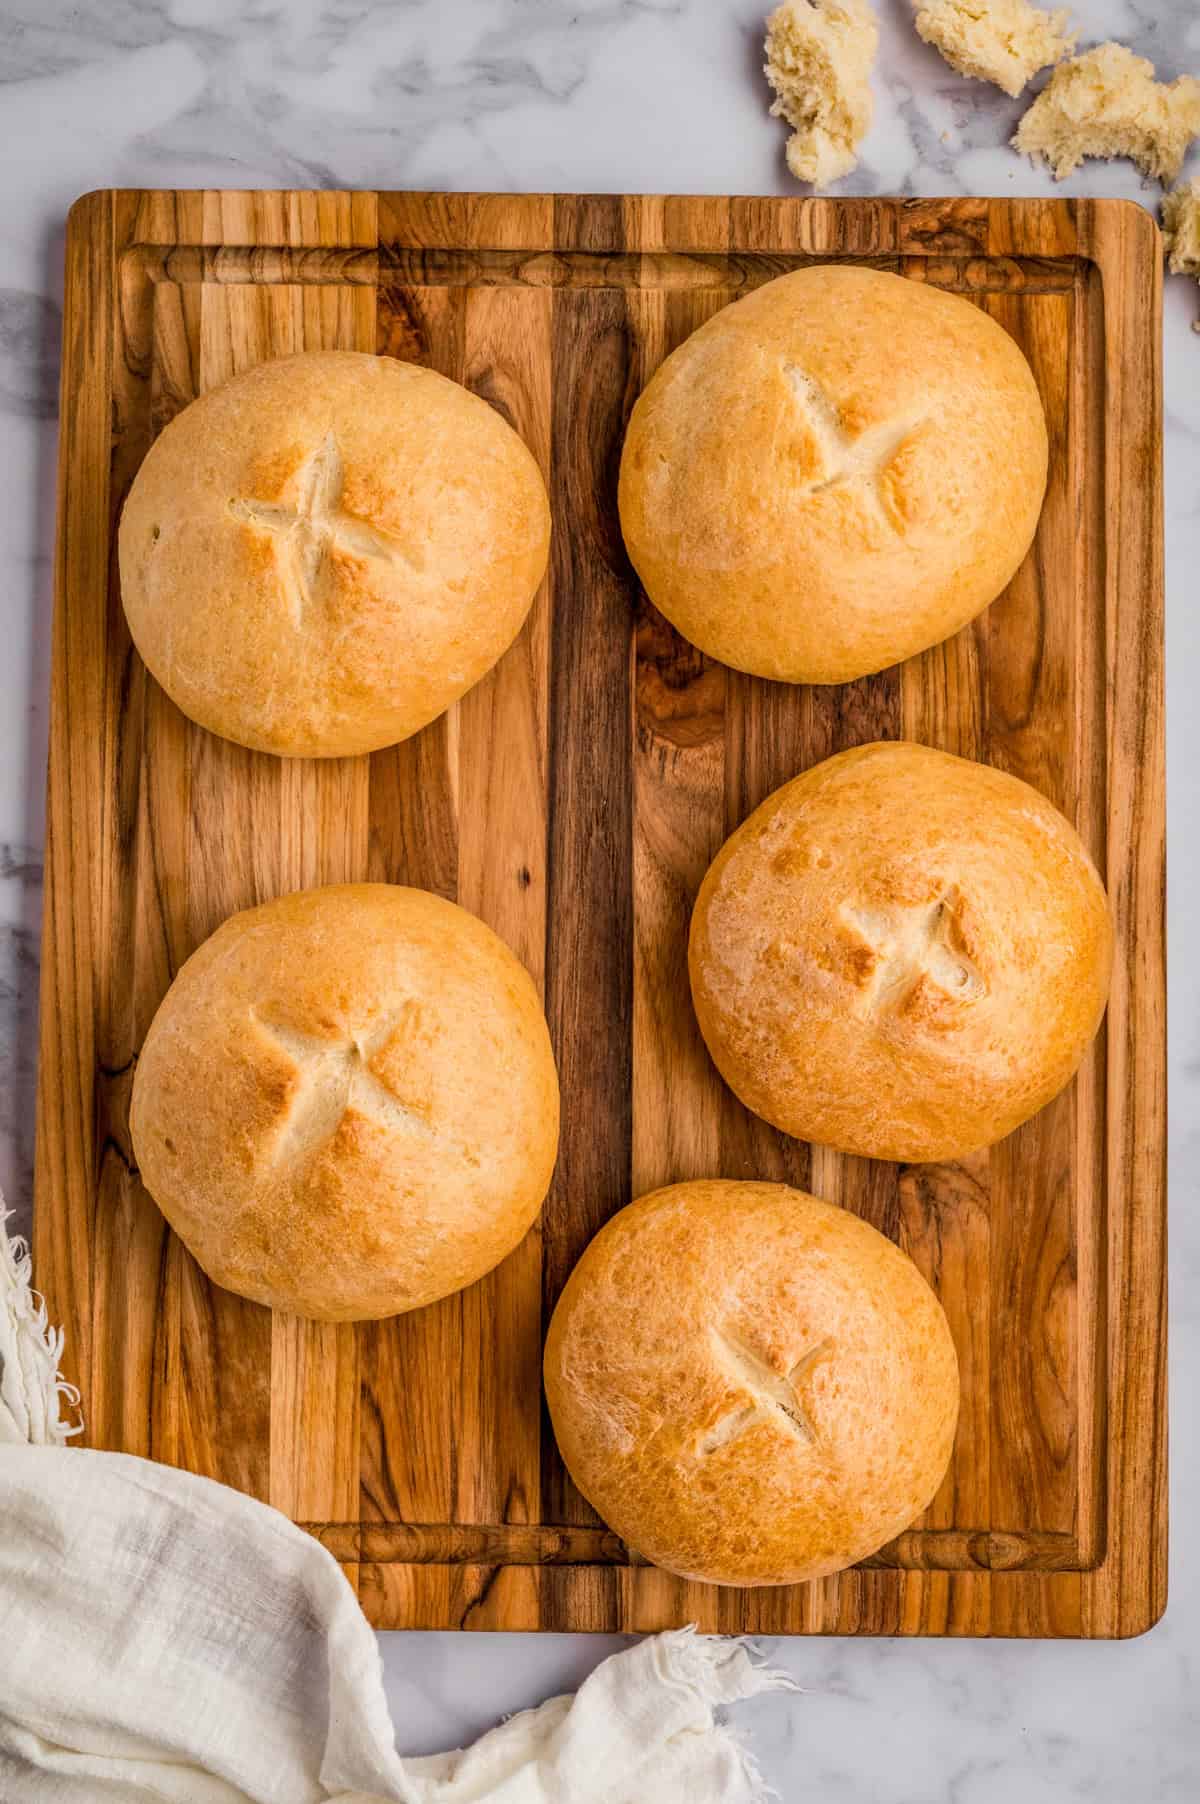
left=35, top=190, right=1166, bottom=1636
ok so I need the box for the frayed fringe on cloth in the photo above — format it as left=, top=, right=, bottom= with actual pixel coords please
left=0, top=1199, right=81, bottom=1446
left=656, top=1628, right=800, bottom=1804
left=406, top=1625, right=800, bottom=1802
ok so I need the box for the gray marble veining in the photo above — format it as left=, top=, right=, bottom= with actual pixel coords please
left=2, top=1, right=1198, bottom=1795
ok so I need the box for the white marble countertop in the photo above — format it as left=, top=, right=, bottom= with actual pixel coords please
left=2, top=1, right=1198, bottom=1796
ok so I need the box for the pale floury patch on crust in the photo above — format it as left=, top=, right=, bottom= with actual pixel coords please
left=1014, top=42, right=1200, bottom=182
left=912, top=0, right=1076, bottom=99
left=763, top=0, right=878, bottom=186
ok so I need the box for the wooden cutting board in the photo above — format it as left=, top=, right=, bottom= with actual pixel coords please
left=35, top=190, right=1165, bottom=1636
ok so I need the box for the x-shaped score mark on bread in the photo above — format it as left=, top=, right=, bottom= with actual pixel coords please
left=698, top=1327, right=832, bottom=1456
left=842, top=893, right=985, bottom=1021
left=254, top=1009, right=434, bottom=1167
left=229, top=431, right=422, bottom=627
left=785, top=365, right=925, bottom=532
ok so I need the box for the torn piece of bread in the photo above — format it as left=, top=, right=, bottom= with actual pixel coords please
left=1163, top=180, right=1200, bottom=275
left=1162, top=180, right=1200, bottom=330
left=912, top=1, right=1076, bottom=99
left=764, top=0, right=879, bottom=187
left=1014, top=42, right=1200, bottom=183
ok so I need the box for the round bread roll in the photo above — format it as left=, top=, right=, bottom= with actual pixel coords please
left=689, top=742, right=1113, bottom=1163
left=618, top=265, right=1048, bottom=684
left=544, top=1181, right=959, bottom=1586
left=129, top=884, right=560, bottom=1320
left=119, top=352, right=550, bottom=757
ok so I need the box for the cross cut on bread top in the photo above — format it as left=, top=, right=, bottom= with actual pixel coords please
left=784, top=364, right=926, bottom=532
left=229, top=431, right=423, bottom=627
left=841, top=892, right=985, bottom=1020
left=697, top=1327, right=832, bottom=1455
left=254, top=1007, right=435, bottom=1167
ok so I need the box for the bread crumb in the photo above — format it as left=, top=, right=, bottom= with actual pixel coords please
left=1014, top=42, right=1200, bottom=183
left=764, top=0, right=879, bottom=187
left=1162, top=179, right=1200, bottom=331
left=912, top=1, right=1076, bottom=99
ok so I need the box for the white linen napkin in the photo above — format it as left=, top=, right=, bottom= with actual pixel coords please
left=0, top=1202, right=795, bottom=1802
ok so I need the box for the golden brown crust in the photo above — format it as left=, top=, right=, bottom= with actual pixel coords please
left=689, top=742, right=1113, bottom=1162
left=130, top=884, right=560, bottom=1320
left=119, top=352, right=551, bottom=757
left=617, top=265, right=1048, bottom=684
left=544, top=1181, right=959, bottom=1586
